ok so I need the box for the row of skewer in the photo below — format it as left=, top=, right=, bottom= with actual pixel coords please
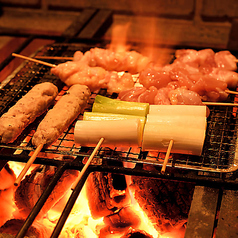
left=10, top=53, right=238, bottom=188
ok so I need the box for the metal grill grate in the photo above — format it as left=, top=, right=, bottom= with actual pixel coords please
left=1, top=43, right=238, bottom=174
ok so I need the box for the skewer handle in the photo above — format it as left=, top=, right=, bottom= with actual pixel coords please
left=203, top=102, right=238, bottom=106
left=14, top=143, right=44, bottom=186
left=225, top=89, right=238, bottom=95
left=71, top=137, right=105, bottom=190
left=161, top=139, right=174, bottom=173
left=35, top=56, right=74, bottom=61
left=12, top=53, right=57, bottom=68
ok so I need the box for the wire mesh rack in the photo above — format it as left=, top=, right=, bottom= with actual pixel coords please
left=1, top=43, right=238, bottom=174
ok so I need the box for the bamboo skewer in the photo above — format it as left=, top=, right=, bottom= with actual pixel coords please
left=203, top=101, right=238, bottom=106
left=14, top=143, right=44, bottom=186
left=161, top=139, right=174, bottom=174
left=71, top=137, right=105, bottom=190
left=12, top=53, right=57, bottom=68
left=225, top=89, right=238, bottom=95
left=12, top=53, right=238, bottom=101
left=35, top=55, right=74, bottom=61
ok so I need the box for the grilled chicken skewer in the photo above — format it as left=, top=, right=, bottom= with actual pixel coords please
left=12, top=53, right=238, bottom=105
left=14, top=84, right=91, bottom=186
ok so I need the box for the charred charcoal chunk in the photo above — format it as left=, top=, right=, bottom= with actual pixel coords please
left=86, top=171, right=131, bottom=219
left=0, top=219, right=41, bottom=237
left=131, top=174, right=194, bottom=233
left=121, top=227, right=153, bottom=238
left=104, top=206, right=141, bottom=228
left=14, top=156, right=78, bottom=220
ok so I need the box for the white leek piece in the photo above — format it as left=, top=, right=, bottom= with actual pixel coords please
left=146, top=114, right=207, bottom=129
left=74, top=119, right=142, bottom=147
left=142, top=124, right=206, bottom=155
left=149, top=105, right=207, bottom=117
left=142, top=105, right=207, bottom=155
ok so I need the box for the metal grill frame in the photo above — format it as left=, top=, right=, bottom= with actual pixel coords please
left=1, top=43, right=238, bottom=175
left=0, top=43, right=238, bottom=238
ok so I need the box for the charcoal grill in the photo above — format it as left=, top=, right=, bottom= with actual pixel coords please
left=0, top=9, right=238, bottom=237
left=0, top=43, right=238, bottom=237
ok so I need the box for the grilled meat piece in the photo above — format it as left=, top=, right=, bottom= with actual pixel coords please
left=32, top=84, right=90, bottom=147
left=0, top=82, right=58, bottom=144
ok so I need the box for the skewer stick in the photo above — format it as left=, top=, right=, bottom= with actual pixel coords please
left=14, top=143, right=44, bottom=186
left=71, top=137, right=105, bottom=190
left=225, top=89, right=238, bottom=95
left=203, top=101, right=238, bottom=106
left=12, top=53, right=56, bottom=68
left=35, top=55, right=74, bottom=61
left=161, top=139, right=174, bottom=174
left=10, top=54, right=238, bottom=96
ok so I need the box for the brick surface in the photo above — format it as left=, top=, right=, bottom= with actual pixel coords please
left=0, top=0, right=40, bottom=7
left=201, top=0, right=238, bottom=18
left=0, top=0, right=237, bottom=50
left=0, top=8, right=78, bottom=35
left=47, top=0, right=195, bottom=16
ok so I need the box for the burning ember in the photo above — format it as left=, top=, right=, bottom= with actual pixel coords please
left=0, top=159, right=191, bottom=237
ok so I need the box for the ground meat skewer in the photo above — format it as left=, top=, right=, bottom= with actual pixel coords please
left=32, top=84, right=90, bottom=147
left=14, top=84, right=90, bottom=186
left=0, top=82, right=58, bottom=144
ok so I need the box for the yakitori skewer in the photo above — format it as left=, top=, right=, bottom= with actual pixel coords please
left=71, top=137, right=105, bottom=190
left=35, top=55, right=74, bottom=60
left=33, top=54, right=238, bottom=67
left=12, top=53, right=56, bottom=68
left=161, top=139, right=174, bottom=173
left=13, top=53, right=238, bottom=101
left=225, top=89, right=238, bottom=95
left=203, top=101, right=238, bottom=106
left=14, top=143, right=44, bottom=186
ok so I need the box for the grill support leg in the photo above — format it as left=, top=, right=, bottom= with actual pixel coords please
left=185, top=186, right=219, bottom=238
left=215, top=189, right=238, bottom=238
